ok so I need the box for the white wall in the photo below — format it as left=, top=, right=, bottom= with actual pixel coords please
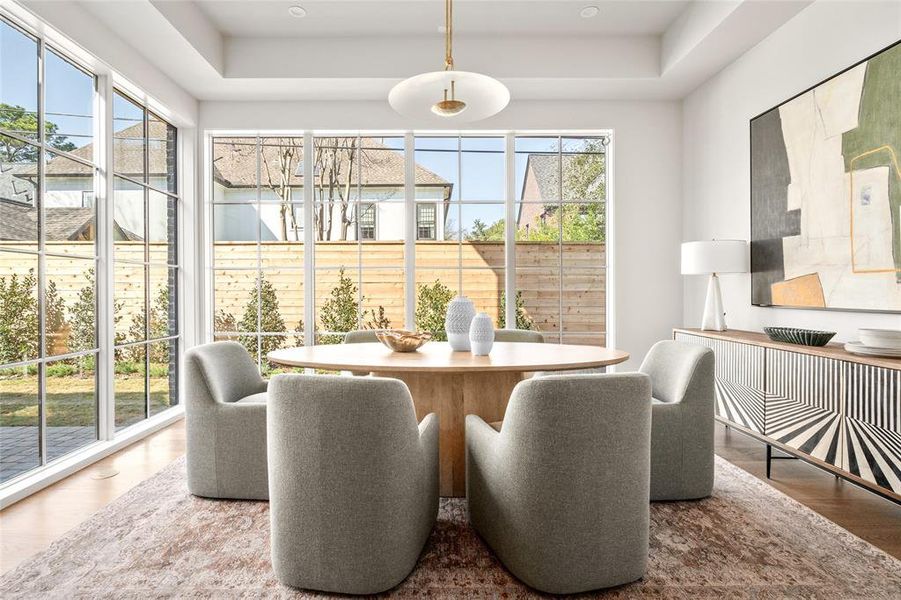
left=201, top=99, right=684, bottom=368
left=682, top=0, right=901, bottom=339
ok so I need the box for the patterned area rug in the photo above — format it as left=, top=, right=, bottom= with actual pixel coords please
left=2, top=456, right=899, bottom=599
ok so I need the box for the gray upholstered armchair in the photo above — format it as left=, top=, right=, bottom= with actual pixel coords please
left=466, top=373, right=652, bottom=594
left=343, top=329, right=382, bottom=375
left=640, top=340, right=715, bottom=501
left=343, top=329, right=381, bottom=344
left=267, top=374, right=438, bottom=594
left=184, top=341, right=269, bottom=500
left=494, top=329, right=544, bottom=343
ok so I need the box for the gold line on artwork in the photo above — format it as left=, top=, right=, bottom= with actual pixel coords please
left=848, top=145, right=901, bottom=274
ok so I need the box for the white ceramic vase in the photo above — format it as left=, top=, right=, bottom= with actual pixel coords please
left=445, top=296, right=476, bottom=351
left=469, top=312, right=495, bottom=356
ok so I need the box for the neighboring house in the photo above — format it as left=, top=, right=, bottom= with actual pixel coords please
left=212, top=137, right=453, bottom=242
left=518, top=154, right=561, bottom=235
left=0, top=198, right=140, bottom=242
left=0, top=121, right=173, bottom=243
left=517, top=152, right=604, bottom=237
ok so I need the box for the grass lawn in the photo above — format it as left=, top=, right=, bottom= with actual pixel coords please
left=0, top=372, right=175, bottom=427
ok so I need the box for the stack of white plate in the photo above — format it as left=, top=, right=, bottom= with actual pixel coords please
left=845, top=329, right=901, bottom=358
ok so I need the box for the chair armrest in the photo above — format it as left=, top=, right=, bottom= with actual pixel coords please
left=418, top=412, right=439, bottom=500
left=218, top=400, right=267, bottom=427
left=465, top=414, right=499, bottom=463
left=419, top=412, right=438, bottom=442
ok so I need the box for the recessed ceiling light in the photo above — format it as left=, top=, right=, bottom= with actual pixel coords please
left=288, top=5, right=306, bottom=18
left=580, top=6, right=600, bottom=18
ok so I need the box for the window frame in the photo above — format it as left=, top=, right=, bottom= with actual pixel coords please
left=358, top=203, right=377, bottom=240
left=0, top=12, right=184, bottom=491
left=416, top=203, right=437, bottom=241
left=206, top=131, right=611, bottom=352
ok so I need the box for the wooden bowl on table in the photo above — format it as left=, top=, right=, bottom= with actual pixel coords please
left=375, top=329, right=432, bottom=353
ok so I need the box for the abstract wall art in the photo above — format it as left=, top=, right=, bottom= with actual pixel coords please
left=751, top=40, right=901, bottom=312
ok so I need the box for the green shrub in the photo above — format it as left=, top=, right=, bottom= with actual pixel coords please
left=115, top=361, right=143, bottom=375
left=214, top=309, right=237, bottom=333
left=317, top=267, right=391, bottom=344
left=148, top=363, right=169, bottom=378
left=415, top=280, right=454, bottom=340
left=44, top=279, right=69, bottom=346
left=318, top=267, right=361, bottom=345
left=69, top=269, right=97, bottom=353
left=45, top=363, right=77, bottom=378
left=0, top=270, right=39, bottom=363
left=497, top=291, right=536, bottom=331
left=238, top=275, right=287, bottom=360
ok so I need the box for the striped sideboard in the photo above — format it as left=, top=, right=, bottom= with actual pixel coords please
left=674, top=328, right=901, bottom=502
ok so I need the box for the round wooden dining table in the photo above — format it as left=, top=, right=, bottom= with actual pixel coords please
left=268, top=341, right=630, bottom=497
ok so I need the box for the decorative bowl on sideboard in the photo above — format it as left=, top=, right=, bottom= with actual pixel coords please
left=763, top=327, right=836, bottom=347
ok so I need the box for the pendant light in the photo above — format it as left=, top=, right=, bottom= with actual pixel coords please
left=388, top=0, right=510, bottom=122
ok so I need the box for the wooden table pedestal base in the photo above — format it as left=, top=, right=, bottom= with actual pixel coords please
left=372, top=370, right=524, bottom=497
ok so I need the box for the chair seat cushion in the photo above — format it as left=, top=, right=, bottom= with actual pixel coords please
left=236, top=392, right=268, bottom=404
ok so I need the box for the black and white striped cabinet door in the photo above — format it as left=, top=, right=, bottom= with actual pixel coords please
left=764, top=349, right=843, bottom=467
left=842, top=363, right=901, bottom=495
left=674, top=332, right=765, bottom=433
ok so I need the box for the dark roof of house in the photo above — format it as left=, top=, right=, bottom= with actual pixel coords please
left=0, top=199, right=141, bottom=241
left=520, top=153, right=605, bottom=203
left=212, top=136, right=450, bottom=189
left=38, top=121, right=173, bottom=178
left=522, top=154, right=561, bottom=202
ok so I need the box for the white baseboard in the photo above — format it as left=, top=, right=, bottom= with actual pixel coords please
left=0, top=406, right=185, bottom=509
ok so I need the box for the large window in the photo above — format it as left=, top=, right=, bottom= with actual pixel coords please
left=414, top=136, right=505, bottom=331
left=212, top=137, right=305, bottom=367
left=0, top=15, right=181, bottom=486
left=515, top=136, right=606, bottom=344
left=209, top=132, right=608, bottom=358
left=112, top=91, right=179, bottom=430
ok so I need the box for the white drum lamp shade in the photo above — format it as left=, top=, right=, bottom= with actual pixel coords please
left=681, top=240, right=749, bottom=275
left=681, top=240, right=748, bottom=331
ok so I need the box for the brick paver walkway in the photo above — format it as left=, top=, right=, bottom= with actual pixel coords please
left=1, top=426, right=97, bottom=483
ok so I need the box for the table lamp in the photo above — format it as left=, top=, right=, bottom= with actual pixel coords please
left=681, top=240, right=748, bottom=331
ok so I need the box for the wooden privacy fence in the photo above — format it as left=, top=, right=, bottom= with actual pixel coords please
left=213, top=241, right=606, bottom=343
left=0, top=241, right=606, bottom=344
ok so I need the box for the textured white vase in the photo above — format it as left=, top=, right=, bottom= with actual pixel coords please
left=469, top=312, right=495, bottom=356
left=445, top=296, right=476, bottom=351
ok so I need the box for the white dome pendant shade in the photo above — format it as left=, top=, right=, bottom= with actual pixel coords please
left=388, top=0, right=510, bottom=123
left=389, top=70, right=510, bottom=122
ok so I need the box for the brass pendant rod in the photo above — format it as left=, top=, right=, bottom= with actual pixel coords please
left=444, top=0, right=454, bottom=70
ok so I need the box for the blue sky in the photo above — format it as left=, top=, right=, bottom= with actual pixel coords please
left=2, top=19, right=95, bottom=145
left=380, top=136, right=562, bottom=231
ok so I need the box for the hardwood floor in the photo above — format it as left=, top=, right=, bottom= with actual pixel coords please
left=714, top=423, right=901, bottom=559
left=1, top=419, right=898, bottom=578
left=0, top=419, right=186, bottom=576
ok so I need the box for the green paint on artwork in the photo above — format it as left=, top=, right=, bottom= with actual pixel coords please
left=842, top=42, right=901, bottom=280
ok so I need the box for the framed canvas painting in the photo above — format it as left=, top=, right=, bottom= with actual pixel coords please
left=750, top=40, right=901, bottom=313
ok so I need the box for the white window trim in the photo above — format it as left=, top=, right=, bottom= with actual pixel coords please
left=0, top=8, right=191, bottom=506
left=202, top=130, right=614, bottom=352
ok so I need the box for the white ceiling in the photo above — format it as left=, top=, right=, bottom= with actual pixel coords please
left=23, top=0, right=818, bottom=105
left=193, top=0, right=690, bottom=37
